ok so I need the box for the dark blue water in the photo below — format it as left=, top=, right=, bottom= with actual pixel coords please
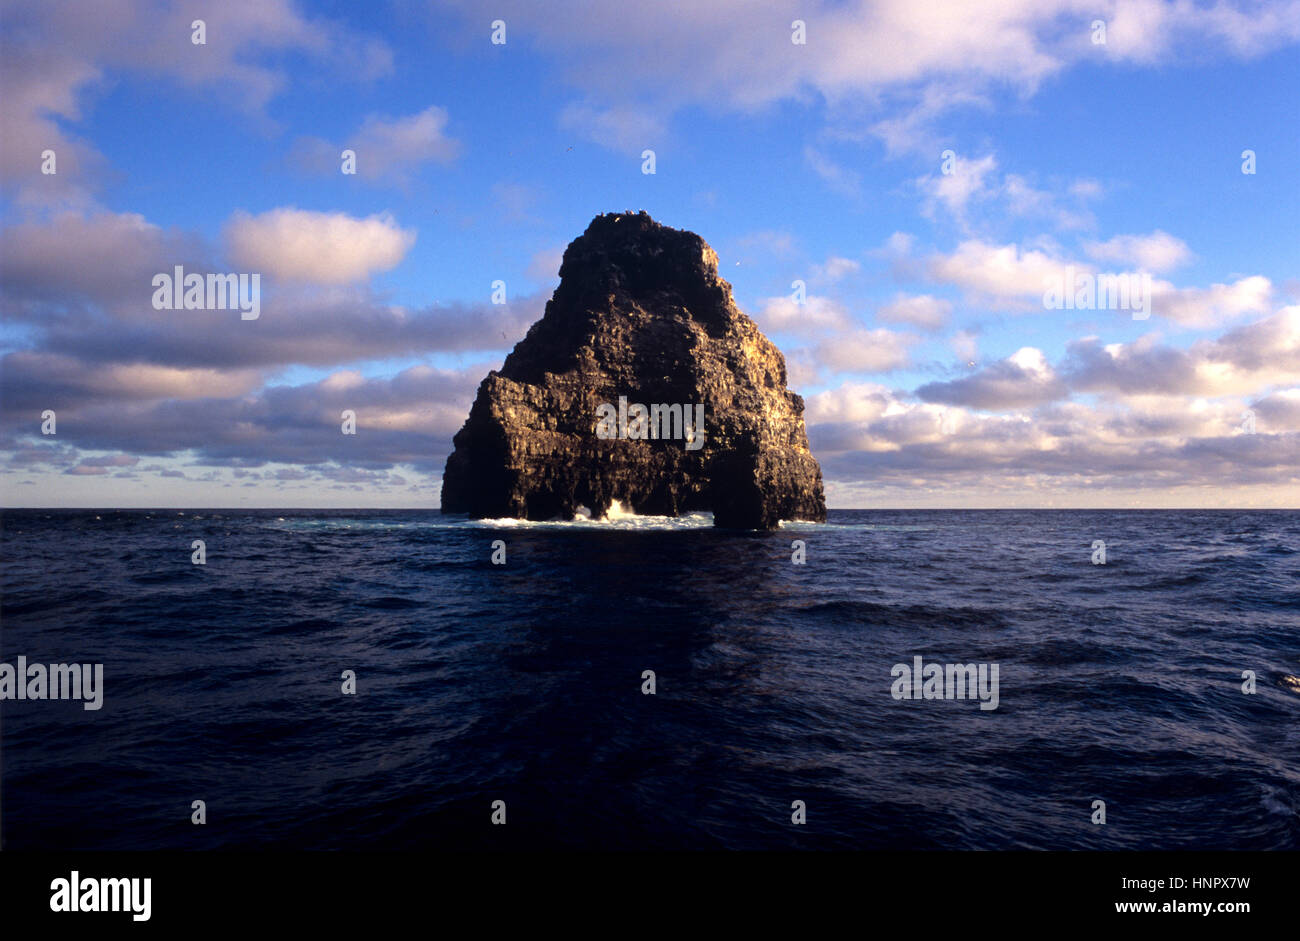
left=2, top=508, right=1297, bottom=850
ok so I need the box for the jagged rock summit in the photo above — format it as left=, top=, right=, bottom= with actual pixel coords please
left=440, top=211, right=826, bottom=529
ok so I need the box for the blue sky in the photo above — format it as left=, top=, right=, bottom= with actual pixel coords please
left=2, top=0, right=1298, bottom=508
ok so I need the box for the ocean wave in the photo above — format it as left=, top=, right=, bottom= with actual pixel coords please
left=473, top=500, right=717, bottom=531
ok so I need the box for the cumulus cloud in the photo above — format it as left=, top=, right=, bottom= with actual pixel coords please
left=1085, top=230, right=1193, bottom=273
left=2, top=209, right=540, bottom=376
left=806, top=369, right=1298, bottom=503
left=1065, top=305, right=1300, bottom=396
left=792, top=304, right=1299, bottom=498
left=919, top=153, right=998, bottom=220
left=1252, top=388, right=1300, bottom=432
left=925, top=238, right=1271, bottom=328
left=755, top=294, right=850, bottom=335
left=0, top=211, right=204, bottom=312
left=910, top=305, right=1300, bottom=411
left=0, top=353, right=263, bottom=411
left=875, top=293, right=953, bottom=330
left=5, top=362, right=488, bottom=474
left=927, top=239, right=1079, bottom=307
left=224, top=208, right=416, bottom=284
left=811, top=328, right=918, bottom=375
left=0, top=204, right=544, bottom=482
left=813, top=256, right=861, bottom=283
left=805, top=381, right=900, bottom=425
left=917, top=347, right=1068, bottom=409
left=0, top=206, right=549, bottom=497
left=1151, top=275, right=1271, bottom=327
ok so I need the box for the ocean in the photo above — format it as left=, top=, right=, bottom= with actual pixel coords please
left=1, top=508, right=1297, bottom=850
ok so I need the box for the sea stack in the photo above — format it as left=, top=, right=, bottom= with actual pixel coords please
left=440, top=211, right=827, bottom=529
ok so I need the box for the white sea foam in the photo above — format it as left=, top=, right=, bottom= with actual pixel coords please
left=477, top=499, right=715, bottom=531
left=263, top=503, right=838, bottom=533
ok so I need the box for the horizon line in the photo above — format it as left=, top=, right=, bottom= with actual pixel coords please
left=2, top=505, right=1296, bottom=512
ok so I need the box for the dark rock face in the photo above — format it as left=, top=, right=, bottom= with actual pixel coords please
left=440, top=211, right=826, bottom=529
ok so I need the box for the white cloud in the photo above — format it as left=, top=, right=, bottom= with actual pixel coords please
left=805, top=363, right=1298, bottom=505
left=1, top=210, right=198, bottom=309
left=225, top=208, right=416, bottom=284
left=1085, top=230, right=1192, bottom=273
left=805, top=381, right=901, bottom=425
left=1252, top=387, right=1300, bottom=432
left=876, top=293, right=953, bottom=330
left=927, top=239, right=1080, bottom=306
left=925, top=237, right=1270, bottom=327
left=4, top=352, right=263, bottom=401
left=877, top=232, right=915, bottom=256
left=864, top=84, right=992, bottom=157
left=1151, top=275, right=1271, bottom=327
left=870, top=231, right=922, bottom=279
left=1001, top=173, right=1095, bottom=230
left=1067, top=304, right=1300, bottom=395
left=917, top=154, right=1098, bottom=230
left=813, top=256, right=861, bottom=282
left=917, top=346, right=1068, bottom=408
left=812, top=328, right=917, bottom=374
left=756, top=294, right=850, bottom=334
left=920, top=153, right=998, bottom=220
left=349, top=106, right=460, bottom=177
